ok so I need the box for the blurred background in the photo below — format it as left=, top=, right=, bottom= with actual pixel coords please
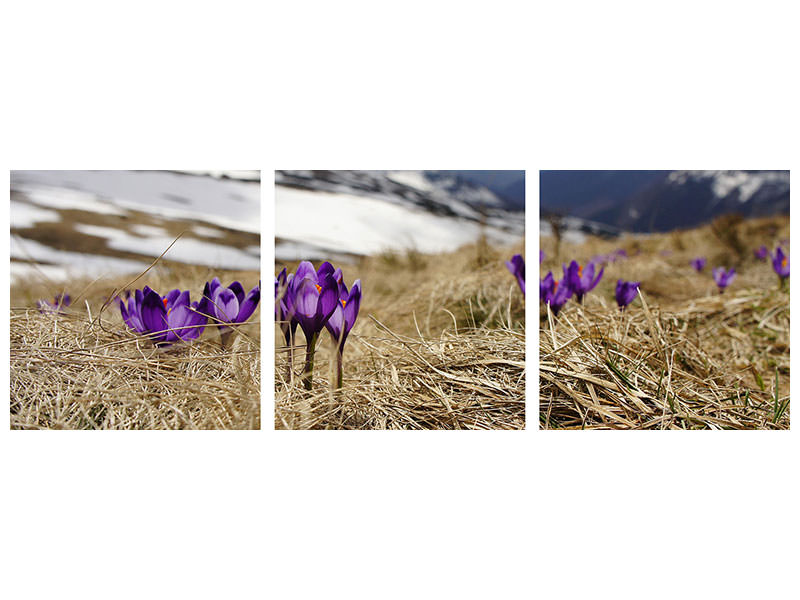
left=275, top=170, right=525, bottom=264
left=10, top=170, right=261, bottom=286
left=540, top=170, right=790, bottom=243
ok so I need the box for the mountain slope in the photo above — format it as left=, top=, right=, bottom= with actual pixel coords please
left=541, top=170, right=789, bottom=232
left=275, top=170, right=524, bottom=262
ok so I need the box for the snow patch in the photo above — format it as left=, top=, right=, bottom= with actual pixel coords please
left=10, top=201, right=61, bottom=228
left=130, top=224, right=170, bottom=237
left=276, top=185, right=520, bottom=258
left=10, top=237, right=150, bottom=283
left=14, top=184, right=127, bottom=216
left=11, top=171, right=260, bottom=233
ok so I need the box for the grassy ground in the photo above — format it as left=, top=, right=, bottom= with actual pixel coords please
left=275, top=240, right=526, bottom=430
left=540, top=215, right=789, bottom=430
left=10, top=263, right=260, bottom=430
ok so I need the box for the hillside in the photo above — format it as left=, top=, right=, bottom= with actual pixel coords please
left=540, top=214, right=789, bottom=430
left=275, top=170, right=524, bottom=262
left=10, top=265, right=261, bottom=430
left=275, top=240, right=525, bottom=430
left=10, top=170, right=261, bottom=284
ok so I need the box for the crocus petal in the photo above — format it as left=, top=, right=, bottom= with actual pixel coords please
left=228, top=281, right=246, bottom=305
left=342, top=279, right=361, bottom=322
left=236, top=285, right=260, bottom=323
left=140, top=290, right=169, bottom=341
left=294, top=277, right=322, bottom=318
left=590, top=265, right=604, bottom=290
left=208, top=277, right=222, bottom=295
left=214, top=288, right=240, bottom=322
left=171, top=290, right=190, bottom=310
left=119, top=298, right=133, bottom=329
left=317, top=261, right=335, bottom=279
left=316, top=274, right=339, bottom=323
left=325, top=304, right=344, bottom=342
left=294, top=261, right=316, bottom=282
left=129, top=292, right=145, bottom=331
left=164, top=288, right=182, bottom=308
left=168, top=304, right=205, bottom=340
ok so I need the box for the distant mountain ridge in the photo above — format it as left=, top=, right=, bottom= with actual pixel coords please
left=276, top=170, right=524, bottom=215
left=541, top=170, right=789, bottom=232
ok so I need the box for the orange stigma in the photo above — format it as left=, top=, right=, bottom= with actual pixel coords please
left=315, top=284, right=322, bottom=293
left=554, top=281, right=559, bottom=290
left=782, top=258, right=787, bottom=268
left=341, top=299, right=347, bottom=308
left=578, top=265, right=583, bottom=277
left=162, top=298, right=168, bottom=308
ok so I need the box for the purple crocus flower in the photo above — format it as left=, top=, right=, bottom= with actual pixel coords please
left=275, top=268, right=287, bottom=321
left=615, top=280, right=640, bottom=310
left=119, top=286, right=208, bottom=346
left=275, top=268, right=298, bottom=342
left=505, top=254, right=525, bottom=295
left=206, top=277, right=261, bottom=330
left=325, top=271, right=362, bottom=351
left=285, top=262, right=339, bottom=341
left=325, top=268, right=362, bottom=388
left=712, top=267, right=736, bottom=293
left=276, top=268, right=299, bottom=381
left=754, top=246, right=768, bottom=261
left=284, top=261, right=340, bottom=390
left=771, top=247, right=789, bottom=284
left=564, top=260, right=603, bottom=303
left=540, top=271, right=572, bottom=316
left=540, top=271, right=553, bottom=302
left=690, top=257, right=707, bottom=271
left=37, top=293, right=70, bottom=314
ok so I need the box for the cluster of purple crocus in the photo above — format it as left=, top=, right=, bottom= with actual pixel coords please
left=275, top=261, right=362, bottom=390
left=691, top=244, right=789, bottom=293
left=506, top=254, right=525, bottom=295
left=37, top=293, right=71, bottom=314
left=540, top=257, right=640, bottom=313
left=118, top=278, right=260, bottom=347
left=540, top=259, right=617, bottom=314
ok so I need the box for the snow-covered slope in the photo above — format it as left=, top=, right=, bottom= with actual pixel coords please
left=11, top=170, right=261, bottom=233
left=275, top=170, right=524, bottom=261
left=10, top=170, right=260, bottom=283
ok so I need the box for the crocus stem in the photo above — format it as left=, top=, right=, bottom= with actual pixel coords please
left=302, top=332, right=318, bottom=391
left=284, top=328, right=294, bottom=383
left=336, top=347, right=344, bottom=389
left=220, top=328, right=233, bottom=348
left=285, top=344, right=293, bottom=383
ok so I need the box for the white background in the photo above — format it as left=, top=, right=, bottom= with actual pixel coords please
left=1, top=1, right=798, bottom=599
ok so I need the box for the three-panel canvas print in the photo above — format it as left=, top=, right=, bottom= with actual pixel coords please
left=8, top=169, right=790, bottom=430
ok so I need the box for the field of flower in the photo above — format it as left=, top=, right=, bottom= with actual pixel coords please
left=540, top=215, right=790, bottom=430
left=274, top=240, right=526, bottom=430
left=9, top=264, right=261, bottom=430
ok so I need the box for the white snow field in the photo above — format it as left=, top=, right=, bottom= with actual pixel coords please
left=10, top=170, right=261, bottom=284
left=275, top=185, right=522, bottom=261
left=11, top=170, right=260, bottom=233
left=10, top=237, right=151, bottom=283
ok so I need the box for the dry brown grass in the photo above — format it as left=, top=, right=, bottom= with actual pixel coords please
left=274, top=241, right=526, bottom=430
left=540, top=215, right=789, bottom=430
left=10, top=265, right=260, bottom=430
